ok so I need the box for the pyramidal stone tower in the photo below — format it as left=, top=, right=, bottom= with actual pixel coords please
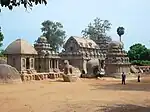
left=105, top=41, right=131, bottom=78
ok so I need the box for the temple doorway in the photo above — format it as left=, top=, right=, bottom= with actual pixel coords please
left=26, top=58, right=30, bottom=69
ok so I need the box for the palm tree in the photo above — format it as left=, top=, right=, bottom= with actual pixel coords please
left=117, top=27, right=125, bottom=42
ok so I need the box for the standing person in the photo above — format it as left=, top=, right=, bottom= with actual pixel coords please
left=138, top=73, right=141, bottom=82
left=122, top=72, right=126, bottom=85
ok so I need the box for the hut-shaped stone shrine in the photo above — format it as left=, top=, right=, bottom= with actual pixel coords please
left=4, top=39, right=37, bottom=73
left=34, top=36, right=60, bottom=73
left=105, top=41, right=131, bottom=78
left=60, top=36, right=106, bottom=74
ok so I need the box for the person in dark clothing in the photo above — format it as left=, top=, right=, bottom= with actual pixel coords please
left=138, top=73, right=141, bottom=82
left=122, top=72, right=126, bottom=85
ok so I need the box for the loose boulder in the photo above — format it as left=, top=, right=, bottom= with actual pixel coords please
left=0, top=64, right=22, bottom=84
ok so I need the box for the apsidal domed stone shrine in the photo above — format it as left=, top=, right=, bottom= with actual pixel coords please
left=105, top=41, right=131, bottom=78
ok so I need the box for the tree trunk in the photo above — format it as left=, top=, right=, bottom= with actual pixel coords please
left=119, top=35, right=122, bottom=42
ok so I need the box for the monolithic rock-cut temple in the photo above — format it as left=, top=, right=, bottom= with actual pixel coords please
left=34, top=36, right=60, bottom=73
left=4, top=35, right=132, bottom=80
left=4, top=39, right=37, bottom=73
left=60, top=36, right=106, bottom=74
left=105, top=41, right=131, bottom=78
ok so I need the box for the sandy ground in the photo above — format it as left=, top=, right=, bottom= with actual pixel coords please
left=1, top=76, right=150, bottom=112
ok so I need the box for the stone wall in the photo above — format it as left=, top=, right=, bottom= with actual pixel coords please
left=7, top=55, right=21, bottom=72
left=105, top=64, right=131, bottom=78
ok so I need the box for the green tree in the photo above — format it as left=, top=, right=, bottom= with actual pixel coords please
left=81, top=17, right=112, bottom=41
left=0, top=31, right=4, bottom=47
left=0, top=49, right=4, bottom=57
left=117, top=27, right=125, bottom=42
left=0, top=31, right=4, bottom=56
left=0, top=0, right=47, bottom=10
left=128, top=43, right=149, bottom=61
left=41, top=20, right=66, bottom=52
left=128, top=43, right=150, bottom=65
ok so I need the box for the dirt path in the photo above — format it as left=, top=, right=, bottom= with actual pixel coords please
left=0, top=78, right=150, bottom=112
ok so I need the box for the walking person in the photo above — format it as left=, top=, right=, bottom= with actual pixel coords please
left=122, top=72, right=126, bottom=85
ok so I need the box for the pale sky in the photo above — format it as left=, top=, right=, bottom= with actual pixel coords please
left=0, top=0, right=150, bottom=51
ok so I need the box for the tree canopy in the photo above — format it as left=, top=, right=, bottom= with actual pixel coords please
left=41, top=20, right=66, bottom=52
left=0, top=0, right=47, bottom=10
left=128, top=43, right=150, bottom=65
left=117, top=27, right=125, bottom=42
left=81, top=17, right=112, bottom=41
left=0, top=31, right=4, bottom=47
left=0, top=31, right=4, bottom=56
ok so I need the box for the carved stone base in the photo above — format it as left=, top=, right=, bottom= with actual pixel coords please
left=62, top=74, right=78, bottom=82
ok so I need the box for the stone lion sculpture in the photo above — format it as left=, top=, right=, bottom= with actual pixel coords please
left=62, top=60, right=78, bottom=82
left=64, top=60, right=72, bottom=75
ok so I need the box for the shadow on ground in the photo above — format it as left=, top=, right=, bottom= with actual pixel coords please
left=49, top=79, right=64, bottom=82
left=90, top=81, right=150, bottom=92
left=97, top=104, right=150, bottom=112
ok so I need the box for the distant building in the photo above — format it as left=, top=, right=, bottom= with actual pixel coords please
left=4, top=35, right=131, bottom=78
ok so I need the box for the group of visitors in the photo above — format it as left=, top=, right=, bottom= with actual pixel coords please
left=121, top=72, right=141, bottom=85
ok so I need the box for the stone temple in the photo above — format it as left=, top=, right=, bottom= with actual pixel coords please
left=34, top=36, right=60, bottom=73
left=60, top=36, right=106, bottom=74
left=4, top=39, right=37, bottom=73
left=105, top=41, right=131, bottom=78
left=4, top=35, right=131, bottom=80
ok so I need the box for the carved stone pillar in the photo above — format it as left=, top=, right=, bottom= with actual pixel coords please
left=83, top=60, right=87, bottom=73
left=46, top=58, right=49, bottom=72
left=51, top=60, right=53, bottom=69
left=48, top=60, right=51, bottom=71
left=56, top=60, right=59, bottom=68
left=50, top=60, right=51, bottom=68
left=53, top=60, right=55, bottom=68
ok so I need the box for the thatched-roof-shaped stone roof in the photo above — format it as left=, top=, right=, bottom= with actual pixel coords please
left=4, top=39, right=37, bottom=55
left=64, top=36, right=99, bottom=49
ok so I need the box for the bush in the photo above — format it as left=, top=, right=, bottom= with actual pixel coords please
left=131, top=60, right=150, bottom=66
